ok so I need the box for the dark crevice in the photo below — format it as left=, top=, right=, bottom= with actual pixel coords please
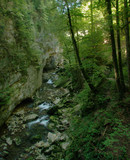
left=16, top=98, right=34, bottom=108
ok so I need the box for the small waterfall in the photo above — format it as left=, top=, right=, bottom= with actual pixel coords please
left=28, top=102, right=52, bottom=128
left=47, top=79, right=53, bottom=84
left=28, top=115, right=49, bottom=128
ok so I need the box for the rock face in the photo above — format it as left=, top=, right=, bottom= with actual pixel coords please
left=0, top=0, right=63, bottom=128
left=0, top=62, right=43, bottom=127
left=0, top=48, right=62, bottom=128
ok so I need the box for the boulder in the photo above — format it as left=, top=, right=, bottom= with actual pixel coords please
left=36, top=154, right=46, bottom=160
left=35, top=141, right=45, bottom=148
left=25, top=114, right=38, bottom=121
left=14, top=109, right=25, bottom=116
left=53, top=98, right=61, bottom=105
left=61, top=142, right=70, bottom=150
left=47, top=132, right=61, bottom=143
left=61, top=119, right=69, bottom=126
left=6, top=137, right=12, bottom=145
left=43, top=142, right=50, bottom=148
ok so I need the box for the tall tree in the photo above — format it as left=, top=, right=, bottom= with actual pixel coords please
left=116, top=0, right=125, bottom=92
left=90, top=0, right=94, bottom=34
left=105, top=0, right=121, bottom=93
left=65, top=0, right=96, bottom=92
left=124, top=0, right=130, bottom=89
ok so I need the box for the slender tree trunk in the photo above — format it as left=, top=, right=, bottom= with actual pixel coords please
left=90, top=0, right=95, bottom=51
left=90, top=0, right=94, bottom=34
left=106, top=0, right=121, bottom=93
left=124, top=0, right=130, bottom=89
left=65, top=0, right=96, bottom=92
left=116, top=0, right=125, bottom=92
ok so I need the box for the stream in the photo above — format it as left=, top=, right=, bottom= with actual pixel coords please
left=0, top=70, right=70, bottom=160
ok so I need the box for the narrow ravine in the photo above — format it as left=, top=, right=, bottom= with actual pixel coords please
left=0, top=70, right=70, bottom=160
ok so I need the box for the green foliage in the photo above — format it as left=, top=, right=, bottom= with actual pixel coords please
left=65, top=104, right=129, bottom=160
left=55, top=75, right=70, bottom=88
left=32, top=0, right=41, bottom=10
left=26, top=157, right=34, bottom=160
left=75, top=83, right=109, bottom=115
left=0, top=0, right=45, bottom=85
left=55, top=62, right=84, bottom=91
left=30, top=134, right=42, bottom=142
left=64, top=64, right=84, bottom=91
left=0, top=87, right=11, bottom=106
left=64, top=75, right=129, bottom=160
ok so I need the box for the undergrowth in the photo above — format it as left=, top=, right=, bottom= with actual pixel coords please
left=64, top=80, right=130, bottom=160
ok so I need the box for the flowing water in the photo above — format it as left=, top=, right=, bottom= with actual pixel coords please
left=46, top=79, right=53, bottom=85
left=0, top=71, right=64, bottom=160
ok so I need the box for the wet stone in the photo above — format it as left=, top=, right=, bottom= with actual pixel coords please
left=14, top=110, right=25, bottom=116
left=47, top=132, right=61, bottom=143
left=25, top=114, right=38, bottom=121
left=0, top=71, right=70, bottom=160
left=53, top=98, right=61, bottom=105
left=35, top=154, right=46, bottom=160
left=35, top=141, right=44, bottom=148
left=42, top=142, right=50, bottom=148
left=6, top=137, right=12, bottom=145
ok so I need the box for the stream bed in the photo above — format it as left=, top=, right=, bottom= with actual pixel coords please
left=0, top=71, right=70, bottom=160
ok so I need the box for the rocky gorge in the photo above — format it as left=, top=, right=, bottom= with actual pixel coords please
left=0, top=49, right=62, bottom=128
left=0, top=1, right=69, bottom=159
left=0, top=0, right=63, bottom=128
left=0, top=69, right=71, bottom=160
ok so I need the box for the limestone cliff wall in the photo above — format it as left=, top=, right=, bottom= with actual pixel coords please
left=0, top=53, right=50, bottom=127
left=0, top=0, right=62, bottom=127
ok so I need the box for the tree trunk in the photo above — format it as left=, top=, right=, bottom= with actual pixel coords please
left=116, top=0, right=125, bottom=92
left=91, top=0, right=94, bottom=34
left=106, top=0, right=121, bottom=93
left=65, top=0, right=96, bottom=92
left=124, top=0, right=130, bottom=89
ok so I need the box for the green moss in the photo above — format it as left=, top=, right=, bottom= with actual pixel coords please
left=0, top=0, right=45, bottom=85
left=0, top=87, right=12, bottom=106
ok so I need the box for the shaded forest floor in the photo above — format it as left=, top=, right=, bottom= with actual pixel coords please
left=61, top=76, right=130, bottom=160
